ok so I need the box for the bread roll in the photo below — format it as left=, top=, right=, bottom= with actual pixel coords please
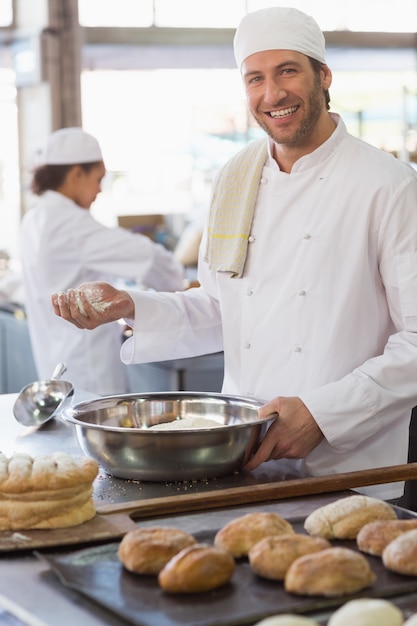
left=327, top=598, right=403, bottom=626
left=304, top=495, right=397, bottom=540
left=404, top=615, right=417, bottom=626
left=284, top=547, right=376, bottom=597
left=0, top=451, right=98, bottom=493
left=0, top=452, right=98, bottom=530
left=357, top=518, right=417, bottom=556
left=118, top=526, right=197, bottom=575
left=214, top=512, right=294, bottom=557
left=254, top=616, right=319, bottom=626
left=382, top=528, right=417, bottom=576
left=249, top=533, right=331, bottom=580
left=158, top=543, right=235, bottom=593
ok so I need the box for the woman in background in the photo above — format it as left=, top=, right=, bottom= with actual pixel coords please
left=21, top=127, right=184, bottom=395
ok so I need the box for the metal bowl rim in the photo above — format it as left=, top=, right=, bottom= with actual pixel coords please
left=61, top=391, right=272, bottom=433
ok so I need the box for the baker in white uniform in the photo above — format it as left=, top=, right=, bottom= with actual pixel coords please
left=21, top=127, right=184, bottom=395
left=52, top=8, right=417, bottom=500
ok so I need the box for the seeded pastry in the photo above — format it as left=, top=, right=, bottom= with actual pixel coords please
left=158, top=543, right=235, bottom=593
left=357, top=518, right=417, bottom=556
left=249, top=533, right=331, bottom=580
left=285, top=547, right=376, bottom=597
left=304, top=495, right=397, bottom=540
left=382, top=528, right=417, bottom=576
left=118, top=526, right=197, bottom=575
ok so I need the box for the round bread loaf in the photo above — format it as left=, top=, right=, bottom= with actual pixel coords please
left=158, top=543, right=235, bottom=593
left=254, top=616, right=320, bottom=626
left=214, top=511, right=294, bottom=557
left=382, top=528, right=417, bottom=576
left=0, top=452, right=98, bottom=530
left=249, top=533, right=331, bottom=580
left=284, top=547, right=376, bottom=597
left=304, top=495, right=397, bottom=540
left=118, top=526, right=197, bottom=575
left=327, top=598, right=403, bottom=626
left=357, top=518, right=417, bottom=556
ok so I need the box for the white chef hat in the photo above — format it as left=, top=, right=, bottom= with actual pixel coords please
left=39, top=127, right=103, bottom=165
left=233, top=6, right=326, bottom=70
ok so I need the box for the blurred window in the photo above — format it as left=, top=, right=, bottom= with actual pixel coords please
left=248, top=0, right=417, bottom=32
left=79, top=0, right=417, bottom=31
left=0, top=0, right=12, bottom=26
left=81, top=68, right=248, bottom=232
left=81, top=64, right=417, bottom=235
left=79, top=0, right=154, bottom=27
left=154, top=0, right=245, bottom=27
left=0, top=70, right=19, bottom=259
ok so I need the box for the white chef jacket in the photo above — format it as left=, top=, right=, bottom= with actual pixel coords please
left=21, top=190, right=184, bottom=395
left=121, top=115, right=417, bottom=499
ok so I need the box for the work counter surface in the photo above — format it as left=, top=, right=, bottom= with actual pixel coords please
left=2, top=391, right=417, bottom=626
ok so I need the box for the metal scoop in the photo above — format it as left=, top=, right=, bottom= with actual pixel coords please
left=13, top=363, right=74, bottom=427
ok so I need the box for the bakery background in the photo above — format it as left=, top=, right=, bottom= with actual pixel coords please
left=0, top=0, right=416, bottom=395
left=0, top=0, right=417, bottom=395
left=1, top=5, right=417, bottom=625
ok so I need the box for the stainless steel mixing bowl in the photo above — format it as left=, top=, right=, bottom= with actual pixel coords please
left=61, top=392, right=276, bottom=481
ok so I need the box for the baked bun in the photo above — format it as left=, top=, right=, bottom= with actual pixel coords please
left=357, top=518, right=417, bottom=556
left=0, top=451, right=98, bottom=530
left=327, top=598, right=403, bottom=626
left=284, top=547, right=376, bottom=597
left=214, top=512, right=294, bottom=557
left=304, top=495, right=397, bottom=540
left=158, top=543, right=235, bottom=593
left=118, top=526, right=197, bottom=575
left=382, top=528, right=417, bottom=576
left=249, top=533, right=330, bottom=581
left=254, top=616, right=320, bottom=626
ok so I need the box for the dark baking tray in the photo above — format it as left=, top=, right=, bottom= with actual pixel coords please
left=36, top=508, right=417, bottom=626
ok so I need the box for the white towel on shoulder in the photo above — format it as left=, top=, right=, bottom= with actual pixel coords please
left=204, top=138, right=268, bottom=278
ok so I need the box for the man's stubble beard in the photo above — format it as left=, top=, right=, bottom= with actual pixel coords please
left=251, top=77, right=325, bottom=148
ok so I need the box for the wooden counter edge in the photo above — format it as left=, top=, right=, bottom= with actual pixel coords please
left=95, top=462, right=417, bottom=519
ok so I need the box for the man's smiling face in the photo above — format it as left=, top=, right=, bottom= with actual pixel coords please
left=242, top=49, right=332, bottom=152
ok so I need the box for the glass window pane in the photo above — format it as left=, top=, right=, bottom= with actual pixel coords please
left=154, top=0, right=245, bottom=27
left=247, top=0, right=417, bottom=32
left=0, top=0, right=12, bottom=26
left=81, top=64, right=417, bottom=240
left=78, top=0, right=153, bottom=27
left=81, top=68, right=247, bottom=232
left=79, top=0, right=417, bottom=30
left=0, top=70, right=19, bottom=260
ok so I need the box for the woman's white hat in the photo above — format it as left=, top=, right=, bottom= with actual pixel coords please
left=233, top=6, right=326, bottom=70
left=39, top=127, right=103, bottom=165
